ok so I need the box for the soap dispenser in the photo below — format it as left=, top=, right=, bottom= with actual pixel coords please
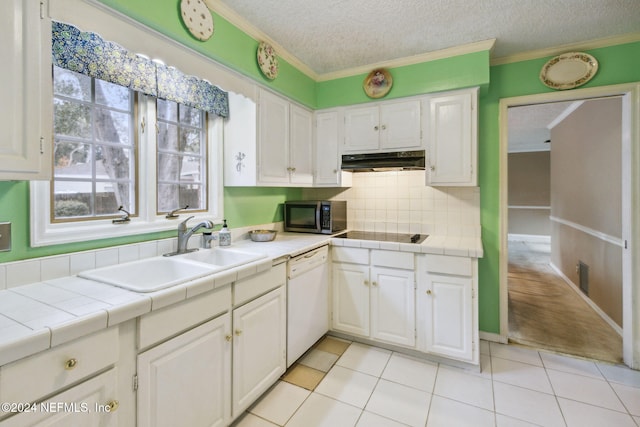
left=219, top=219, right=231, bottom=247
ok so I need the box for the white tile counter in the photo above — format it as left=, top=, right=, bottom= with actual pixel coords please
left=0, top=231, right=482, bottom=366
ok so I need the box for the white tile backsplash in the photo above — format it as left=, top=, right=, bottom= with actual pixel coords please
left=6, top=259, right=41, bottom=288
left=304, top=171, right=480, bottom=236
left=95, top=248, right=119, bottom=268
left=40, top=255, right=70, bottom=281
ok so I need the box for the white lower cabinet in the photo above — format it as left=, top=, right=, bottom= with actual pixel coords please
left=370, top=267, right=415, bottom=347
left=0, top=369, right=119, bottom=427
left=332, top=247, right=478, bottom=365
left=137, top=314, right=231, bottom=427
left=332, top=247, right=416, bottom=348
left=416, top=254, right=478, bottom=363
left=332, top=261, right=370, bottom=337
left=232, top=286, right=286, bottom=418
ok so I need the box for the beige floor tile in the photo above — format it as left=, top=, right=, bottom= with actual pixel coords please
left=315, top=336, right=351, bottom=356
left=299, top=348, right=339, bottom=372
left=281, top=364, right=326, bottom=391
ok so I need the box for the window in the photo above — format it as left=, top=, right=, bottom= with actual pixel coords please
left=52, top=66, right=136, bottom=221
left=30, top=21, right=227, bottom=247
left=156, top=99, right=207, bottom=214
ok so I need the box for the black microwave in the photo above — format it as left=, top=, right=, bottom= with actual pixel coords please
left=284, top=200, right=347, bottom=234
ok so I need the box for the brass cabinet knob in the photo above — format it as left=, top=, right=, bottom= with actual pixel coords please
left=234, top=329, right=242, bottom=336
left=364, top=280, right=369, bottom=286
left=374, top=126, right=379, bottom=131
left=381, top=125, right=386, bottom=130
left=64, top=358, right=78, bottom=370
left=430, top=166, right=435, bottom=171
left=106, top=400, right=119, bottom=412
left=426, top=290, right=432, bottom=295
left=225, top=335, right=232, bottom=342
left=372, top=281, right=378, bottom=286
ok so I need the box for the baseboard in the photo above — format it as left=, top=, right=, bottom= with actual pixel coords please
left=479, top=331, right=508, bottom=344
left=507, top=234, right=551, bottom=244
left=549, top=262, right=623, bottom=337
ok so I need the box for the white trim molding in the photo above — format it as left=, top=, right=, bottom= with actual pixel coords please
left=492, top=32, right=640, bottom=66
left=550, top=262, right=623, bottom=337
left=550, top=216, right=624, bottom=248
left=499, top=82, right=640, bottom=370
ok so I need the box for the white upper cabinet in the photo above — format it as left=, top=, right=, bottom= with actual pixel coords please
left=258, top=89, right=313, bottom=186
left=224, top=88, right=312, bottom=186
left=314, top=109, right=352, bottom=187
left=223, top=91, right=258, bottom=187
left=258, top=89, right=289, bottom=184
left=424, top=87, right=478, bottom=186
left=379, top=101, right=422, bottom=151
left=288, top=104, right=314, bottom=185
left=0, top=0, right=52, bottom=180
left=343, top=100, right=422, bottom=153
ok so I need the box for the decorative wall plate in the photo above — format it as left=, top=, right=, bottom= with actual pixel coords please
left=540, top=52, right=598, bottom=90
left=363, top=68, right=393, bottom=98
left=180, top=0, right=214, bottom=42
left=257, top=42, right=279, bottom=80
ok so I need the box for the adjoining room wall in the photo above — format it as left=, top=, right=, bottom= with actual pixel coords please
left=550, top=97, right=623, bottom=326
left=508, top=151, right=550, bottom=236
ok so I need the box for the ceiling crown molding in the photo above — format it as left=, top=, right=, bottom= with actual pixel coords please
left=491, top=32, right=640, bottom=66
left=316, top=39, right=496, bottom=82
left=205, top=0, right=495, bottom=82
left=203, top=0, right=320, bottom=80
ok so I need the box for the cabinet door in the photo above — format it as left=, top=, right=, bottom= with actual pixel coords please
left=232, top=286, right=286, bottom=418
left=314, top=110, right=342, bottom=186
left=425, top=89, right=477, bottom=186
left=370, top=267, right=415, bottom=347
left=379, top=100, right=422, bottom=150
left=332, top=263, right=370, bottom=336
left=343, top=106, right=379, bottom=152
left=0, top=369, right=118, bottom=427
left=289, top=104, right=313, bottom=185
left=258, top=89, right=289, bottom=184
left=137, top=314, right=232, bottom=427
left=223, top=91, right=257, bottom=186
left=0, top=0, right=52, bottom=180
left=419, top=273, right=473, bottom=361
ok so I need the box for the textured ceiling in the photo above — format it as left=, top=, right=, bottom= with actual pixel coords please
left=508, top=102, right=577, bottom=152
left=210, top=0, right=640, bottom=76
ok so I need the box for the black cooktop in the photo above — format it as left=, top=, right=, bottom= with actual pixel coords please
left=334, top=231, right=427, bottom=244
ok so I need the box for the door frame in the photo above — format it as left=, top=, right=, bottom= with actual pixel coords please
left=498, top=82, right=640, bottom=369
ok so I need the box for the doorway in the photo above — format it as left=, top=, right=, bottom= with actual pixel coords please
left=506, top=98, right=623, bottom=363
left=498, top=83, right=640, bottom=369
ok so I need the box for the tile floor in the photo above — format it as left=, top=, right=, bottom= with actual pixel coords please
left=233, top=337, right=640, bottom=427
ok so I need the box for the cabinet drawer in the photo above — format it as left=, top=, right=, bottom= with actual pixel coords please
left=138, top=285, right=231, bottom=351
left=234, top=263, right=286, bottom=307
left=422, top=254, right=472, bottom=276
left=371, top=250, right=414, bottom=270
left=0, top=369, right=118, bottom=426
left=0, top=327, right=118, bottom=404
left=331, top=247, right=369, bottom=265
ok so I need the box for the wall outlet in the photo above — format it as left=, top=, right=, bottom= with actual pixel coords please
left=0, top=222, right=11, bottom=252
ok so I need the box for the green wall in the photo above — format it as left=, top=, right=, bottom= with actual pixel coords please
left=477, top=40, right=640, bottom=333
left=1, top=0, right=639, bottom=335
left=98, top=0, right=316, bottom=108
left=317, top=50, right=491, bottom=108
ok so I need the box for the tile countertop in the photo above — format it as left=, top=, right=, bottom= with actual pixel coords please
left=0, top=232, right=482, bottom=366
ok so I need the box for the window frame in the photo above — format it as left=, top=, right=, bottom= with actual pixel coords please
left=30, top=92, right=224, bottom=247
left=50, top=66, right=139, bottom=223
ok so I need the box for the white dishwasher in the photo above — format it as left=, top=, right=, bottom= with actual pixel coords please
left=287, top=245, right=330, bottom=367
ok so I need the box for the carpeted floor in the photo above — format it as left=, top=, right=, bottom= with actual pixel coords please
left=508, top=240, right=623, bottom=364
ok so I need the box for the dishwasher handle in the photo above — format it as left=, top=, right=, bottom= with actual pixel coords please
left=288, top=246, right=328, bottom=279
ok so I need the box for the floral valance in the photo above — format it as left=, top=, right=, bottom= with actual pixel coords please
left=51, top=21, right=229, bottom=118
